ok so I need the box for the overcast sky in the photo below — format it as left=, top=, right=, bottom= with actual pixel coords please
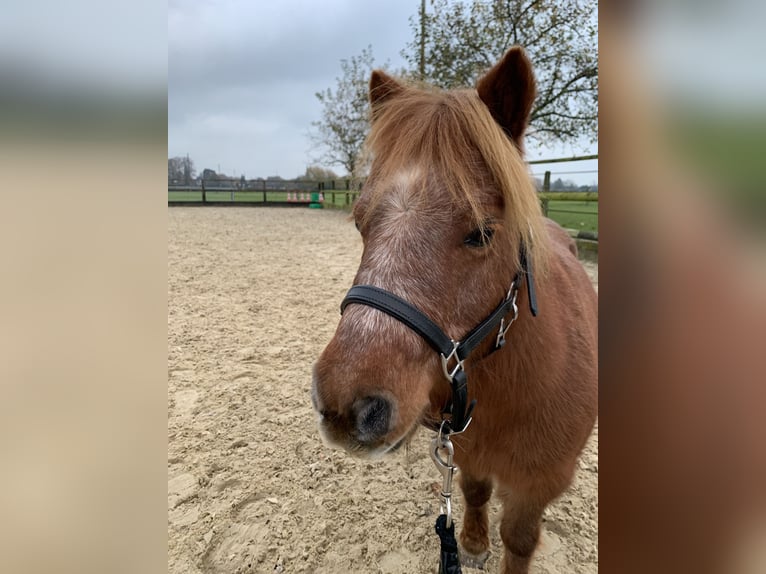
left=168, top=0, right=597, bottom=183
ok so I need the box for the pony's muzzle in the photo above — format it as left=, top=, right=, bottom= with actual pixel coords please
left=311, top=365, right=396, bottom=450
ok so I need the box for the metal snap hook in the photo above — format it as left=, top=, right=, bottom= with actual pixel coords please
left=430, top=433, right=457, bottom=528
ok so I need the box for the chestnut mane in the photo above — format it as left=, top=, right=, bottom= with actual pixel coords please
left=361, top=84, right=550, bottom=277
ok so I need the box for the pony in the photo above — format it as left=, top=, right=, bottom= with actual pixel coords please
left=311, top=47, right=597, bottom=574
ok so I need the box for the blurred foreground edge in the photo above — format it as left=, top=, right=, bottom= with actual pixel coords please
left=599, top=2, right=766, bottom=573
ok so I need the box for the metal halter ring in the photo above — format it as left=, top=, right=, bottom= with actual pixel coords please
left=495, top=285, right=519, bottom=348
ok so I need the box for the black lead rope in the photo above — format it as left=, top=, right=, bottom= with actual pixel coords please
left=435, top=514, right=462, bottom=574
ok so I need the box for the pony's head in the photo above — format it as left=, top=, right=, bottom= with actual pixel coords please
left=312, top=48, right=548, bottom=457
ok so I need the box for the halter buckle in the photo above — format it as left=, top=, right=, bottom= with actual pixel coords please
left=440, top=340, right=464, bottom=381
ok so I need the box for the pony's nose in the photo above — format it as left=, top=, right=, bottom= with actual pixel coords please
left=353, top=396, right=392, bottom=444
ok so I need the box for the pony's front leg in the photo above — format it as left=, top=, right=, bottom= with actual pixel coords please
left=497, top=486, right=551, bottom=574
left=458, top=473, right=493, bottom=568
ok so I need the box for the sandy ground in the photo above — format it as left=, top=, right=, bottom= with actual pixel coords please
left=168, top=207, right=598, bottom=574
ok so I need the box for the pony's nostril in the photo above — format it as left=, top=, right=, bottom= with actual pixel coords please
left=354, top=396, right=391, bottom=444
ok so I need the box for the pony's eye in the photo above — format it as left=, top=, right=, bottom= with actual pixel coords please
left=463, top=226, right=494, bottom=248
left=354, top=220, right=361, bottom=232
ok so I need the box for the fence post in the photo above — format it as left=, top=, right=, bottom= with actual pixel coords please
left=201, top=180, right=206, bottom=204
left=540, top=171, right=551, bottom=216
left=262, top=180, right=266, bottom=203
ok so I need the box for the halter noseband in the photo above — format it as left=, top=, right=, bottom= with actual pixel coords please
left=339, top=248, right=538, bottom=435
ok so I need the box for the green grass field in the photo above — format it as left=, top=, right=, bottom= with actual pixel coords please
left=168, top=190, right=308, bottom=202
left=545, top=200, right=598, bottom=232
left=168, top=189, right=357, bottom=207
left=168, top=191, right=599, bottom=232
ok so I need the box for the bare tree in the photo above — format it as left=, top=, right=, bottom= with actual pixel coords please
left=310, top=46, right=379, bottom=176
left=168, top=155, right=196, bottom=184
left=298, top=165, right=340, bottom=181
left=403, top=0, right=598, bottom=145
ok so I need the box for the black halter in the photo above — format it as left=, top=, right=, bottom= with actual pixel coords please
left=340, top=248, right=538, bottom=435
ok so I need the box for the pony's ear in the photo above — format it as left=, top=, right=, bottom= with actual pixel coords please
left=477, top=47, right=537, bottom=150
left=369, top=70, right=404, bottom=116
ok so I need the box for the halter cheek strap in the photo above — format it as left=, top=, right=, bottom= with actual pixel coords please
left=339, top=248, right=537, bottom=434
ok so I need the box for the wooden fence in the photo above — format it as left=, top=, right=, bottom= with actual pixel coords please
left=168, top=155, right=598, bottom=240
left=168, top=178, right=358, bottom=207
